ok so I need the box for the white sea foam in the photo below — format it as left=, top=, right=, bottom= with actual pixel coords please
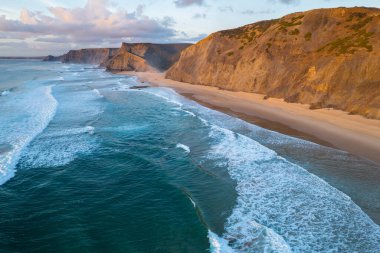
left=44, top=126, right=95, bottom=138
left=1, top=90, right=10, bottom=96
left=188, top=196, right=196, bottom=208
left=92, top=88, right=103, bottom=98
left=20, top=132, right=96, bottom=168
left=206, top=125, right=380, bottom=252
left=208, top=230, right=236, bottom=253
left=144, top=88, right=211, bottom=127
left=123, top=84, right=380, bottom=252
left=0, top=85, right=58, bottom=185
left=143, top=88, right=184, bottom=107
left=86, top=126, right=95, bottom=135
left=181, top=109, right=196, bottom=117
left=19, top=87, right=101, bottom=169
left=101, top=124, right=148, bottom=133
left=112, top=82, right=130, bottom=91
left=176, top=143, right=190, bottom=153
left=111, top=77, right=140, bottom=91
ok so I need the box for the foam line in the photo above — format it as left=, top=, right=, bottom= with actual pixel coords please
left=0, top=85, right=58, bottom=185
left=176, top=143, right=190, bottom=153
left=207, top=125, right=380, bottom=252
left=208, top=230, right=236, bottom=253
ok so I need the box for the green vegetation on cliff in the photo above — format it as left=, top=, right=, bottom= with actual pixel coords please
left=166, top=7, right=380, bottom=119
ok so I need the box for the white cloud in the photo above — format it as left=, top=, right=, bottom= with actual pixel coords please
left=174, top=0, right=205, bottom=8
left=0, top=0, right=176, bottom=45
left=271, top=0, right=300, bottom=5
left=241, top=9, right=275, bottom=15
left=193, top=13, right=206, bottom=19
left=219, top=6, right=234, bottom=12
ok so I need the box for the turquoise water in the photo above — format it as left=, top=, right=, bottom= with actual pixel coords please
left=0, top=60, right=379, bottom=252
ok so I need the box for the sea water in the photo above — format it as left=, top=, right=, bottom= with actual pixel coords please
left=0, top=60, right=379, bottom=252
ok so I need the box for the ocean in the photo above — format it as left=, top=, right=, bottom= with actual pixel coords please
left=0, top=60, right=379, bottom=252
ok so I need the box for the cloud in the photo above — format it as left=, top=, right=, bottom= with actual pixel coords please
left=179, top=32, right=208, bottom=43
left=193, top=13, right=206, bottom=19
left=174, top=0, right=205, bottom=8
left=0, top=39, right=72, bottom=56
left=218, top=6, right=234, bottom=12
left=282, top=0, right=299, bottom=3
left=0, top=8, right=13, bottom=15
left=241, top=9, right=275, bottom=15
left=271, top=0, right=300, bottom=4
left=0, top=0, right=176, bottom=45
left=191, top=33, right=208, bottom=41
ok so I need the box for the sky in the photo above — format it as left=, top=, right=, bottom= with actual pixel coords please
left=0, top=0, right=379, bottom=56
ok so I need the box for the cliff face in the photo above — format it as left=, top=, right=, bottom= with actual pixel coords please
left=43, top=55, right=62, bottom=61
left=60, top=48, right=118, bottom=64
left=104, top=43, right=191, bottom=72
left=167, top=7, right=380, bottom=119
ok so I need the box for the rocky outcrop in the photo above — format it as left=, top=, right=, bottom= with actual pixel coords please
left=104, top=43, right=191, bottom=72
left=61, top=48, right=118, bottom=64
left=42, top=55, right=62, bottom=61
left=42, top=43, right=191, bottom=71
left=43, top=48, right=118, bottom=64
left=167, top=7, right=380, bottom=119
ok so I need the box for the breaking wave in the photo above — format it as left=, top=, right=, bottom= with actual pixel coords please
left=0, top=85, right=57, bottom=185
left=206, top=125, right=380, bottom=252
left=176, top=143, right=190, bottom=153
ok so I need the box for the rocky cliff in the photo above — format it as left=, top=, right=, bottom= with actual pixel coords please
left=104, top=43, right=191, bottom=72
left=60, top=48, right=119, bottom=64
left=42, top=55, right=63, bottom=61
left=167, top=7, right=380, bottom=119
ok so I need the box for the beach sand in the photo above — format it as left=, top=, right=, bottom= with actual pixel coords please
left=119, top=71, right=380, bottom=165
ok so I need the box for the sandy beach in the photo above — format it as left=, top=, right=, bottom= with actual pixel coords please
left=119, top=71, right=380, bottom=165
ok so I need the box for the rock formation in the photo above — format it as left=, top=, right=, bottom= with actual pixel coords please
left=43, top=43, right=191, bottom=72
left=166, top=7, right=380, bottom=119
left=104, top=43, right=192, bottom=72
left=42, top=55, right=62, bottom=61
left=61, top=48, right=119, bottom=64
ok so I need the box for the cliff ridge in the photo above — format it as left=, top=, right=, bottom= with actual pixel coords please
left=104, top=43, right=192, bottom=72
left=166, top=7, right=380, bottom=119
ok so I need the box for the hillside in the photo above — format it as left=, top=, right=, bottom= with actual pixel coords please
left=166, top=7, right=380, bottom=119
left=104, top=43, right=192, bottom=72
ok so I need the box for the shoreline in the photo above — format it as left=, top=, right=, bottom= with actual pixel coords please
left=119, top=71, right=380, bottom=165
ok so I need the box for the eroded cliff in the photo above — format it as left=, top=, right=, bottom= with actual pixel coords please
left=42, top=55, right=63, bottom=61
left=166, top=7, right=380, bottom=119
left=60, top=48, right=119, bottom=64
left=104, top=43, right=192, bottom=72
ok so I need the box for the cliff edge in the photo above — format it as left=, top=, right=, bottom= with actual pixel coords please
left=166, top=7, right=380, bottom=119
left=61, top=48, right=118, bottom=64
left=104, top=43, right=192, bottom=72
